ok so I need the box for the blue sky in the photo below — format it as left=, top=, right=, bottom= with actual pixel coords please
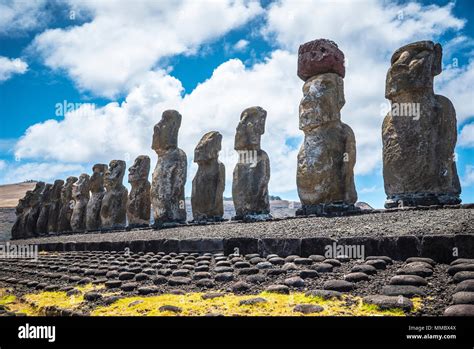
left=0, top=0, right=473, bottom=209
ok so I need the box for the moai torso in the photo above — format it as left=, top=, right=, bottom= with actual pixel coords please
left=191, top=131, right=225, bottom=221
left=36, top=183, right=52, bottom=235
left=151, top=110, right=187, bottom=224
left=11, top=192, right=31, bottom=239
left=296, top=39, right=357, bottom=209
left=47, top=179, right=64, bottom=233
left=86, top=164, right=107, bottom=231
left=382, top=41, right=460, bottom=207
left=71, top=173, right=90, bottom=232
left=57, top=177, right=77, bottom=232
left=100, top=160, right=128, bottom=229
left=127, top=155, right=151, bottom=227
left=232, top=106, right=271, bottom=219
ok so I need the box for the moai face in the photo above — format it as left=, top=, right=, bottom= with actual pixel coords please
left=235, top=107, right=267, bottom=150
left=385, top=41, right=442, bottom=99
left=89, top=164, right=107, bottom=193
left=194, top=131, right=222, bottom=163
left=51, top=179, right=64, bottom=200
left=31, top=182, right=46, bottom=206
left=299, top=73, right=344, bottom=131
left=128, top=155, right=150, bottom=183
left=61, top=177, right=77, bottom=201
left=104, top=160, right=126, bottom=190
left=73, top=173, right=90, bottom=197
left=41, top=184, right=53, bottom=202
left=152, top=110, right=182, bottom=154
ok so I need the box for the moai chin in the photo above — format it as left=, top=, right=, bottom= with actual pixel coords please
left=36, top=183, right=53, bottom=235
left=47, top=179, right=64, bottom=233
left=24, top=182, right=46, bottom=237
left=382, top=41, right=461, bottom=208
left=57, top=177, right=77, bottom=232
left=191, top=131, right=225, bottom=221
left=127, top=155, right=151, bottom=227
left=100, top=160, right=128, bottom=229
left=232, top=106, right=271, bottom=221
left=70, top=173, right=91, bottom=232
left=86, top=164, right=107, bottom=231
left=151, top=110, right=187, bottom=225
left=295, top=39, right=357, bottom=216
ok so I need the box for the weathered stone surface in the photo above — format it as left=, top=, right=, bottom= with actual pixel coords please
left=297, top=39, right=345, bottom=81
left=389, top=275, right=428, bottom=287
left=100, top=160, right=128, bottom=229
left=293, top=303, right=324, bottom=314
left=382, top=41, right=461, bottom=208
left=323, top=280, right=354, bottom=292
left=86, top=164, right=107, bottom=231
left=127, top=155, right=151, bottom=227
left=363, top=295, right=413, bottom=311
left=70, top=174, right=90, bottom=232
left=47, top=179, right=64, bottom=233
left=452, top=292, right=474, bottom=305
left=36, top=183, right=52, bottom=235
left=151, top=110, right=187, bottom=224
left=23, top=182, right=46, bottom=237
left=191, top=131, right=225, bottom=221
left=305, top=289, right=343, bottom=300
left=11, top=191, right=29, bottom=239
left=444, top=304, right=474, bottom=316
left=382, top=285, right=426, bottom=298
left=296, top=70, right=357, bottom=209
left=232, top=106, right=271, bottom=220
left=57, top=177, right=77, bottom=233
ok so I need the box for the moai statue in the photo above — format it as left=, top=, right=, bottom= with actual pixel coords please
left=232, top=106, right=271, bottom=221
left=191, top=131, right=225, bottom=221
left=70, top=173, right=90, bottom=232
left=151, top=110, right=187, bottom=225
left=11, top=192, right=32, bottom=239
left=127, top=155, right=151, bottom=227
left=36, top=183, right=53, bottom=235
left=382, top=41, right=461, bottom=208
left=100, top=160, right=128, bottom=229
left=24, top=182, right=46, bottom=237
left=57, top=176, right=78, bottom=232
left=86, top=164, right=107, bottom=231
left=47, top=179, right=64, bottom=233
left=295, top=39, right=357, bottom=216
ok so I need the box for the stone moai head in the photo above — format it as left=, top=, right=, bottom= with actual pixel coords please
left=89, top=164, right=107, bottom=193
left=104, top=160, right=126, bottom=190
left=152, top=110, right=182, bottom=154
left=194, top=131, right=222, bottom=163
left=41, top=183, right=53, bottom=202
left=17, top=191, right=32, bottom=214
left=385, top=40, right=442, bottom=99
left=51, top=179, right=64, bottom=201
left=31, top=182, right=46, bottom=206
left=234, top=106, right=267, bottom=151
left=73, top=173, right=90, bottom=197
left=128, top=155, right=150, bottom=183
left=61, top=177, right=78, bottom=201
left=299, top=73, right=345, bottom=131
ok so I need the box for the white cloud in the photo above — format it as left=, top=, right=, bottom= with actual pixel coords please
left=0, top=160, right=6, bottom=171
left=0, top=162, right=86, bottom=184
left=234, top=39, right=249, bottom=51
left=31, top=0, right=263, bottom=98
left=459, top=123, right=474, bottom=147
left=0, top=0, right=49, bottom=35
left=461, top=165, right=474, bottom=187
left=0, top=56, right=28, bottom=82
left=15, top=51, right=300, bottom=195
left=11, top=0, right=472, bottom=199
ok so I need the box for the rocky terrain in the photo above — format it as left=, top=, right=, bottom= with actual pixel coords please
left=0, top=250, right=473, bottom=316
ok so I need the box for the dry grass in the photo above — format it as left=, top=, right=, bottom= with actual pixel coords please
left=0, top=182, right=37, bottom=208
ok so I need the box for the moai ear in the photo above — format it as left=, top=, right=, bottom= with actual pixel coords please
left=432, top=43, right=442, bottom=76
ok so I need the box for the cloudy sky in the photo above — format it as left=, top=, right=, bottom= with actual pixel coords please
left=0, top=0, right=473, bottom=208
